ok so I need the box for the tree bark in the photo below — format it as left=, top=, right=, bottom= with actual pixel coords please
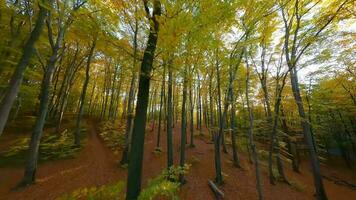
left=167, top=59, right=174, bottom=168
left=179, top=65, right=188, bottom=183
left=230, top=88, right=240, bottom=168
left=214, top=55, right=223, bottom=185
left=0, top=1, right=50, bottom=136
left=74, top=37, right=96, bottom=146
left=245, top=57, right=263, bottom=200
left=289, top=66, right=327, bottom=200
left=126, top=1, right=161, bottom=199
left=156, top=66, right=166, bottom=149
left=189, top=76, right=195, bottom=148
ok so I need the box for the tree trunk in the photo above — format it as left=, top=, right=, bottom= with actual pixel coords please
left=0, top=1, right=50, bottom=136
left=120, top=64, right=137, bottom=165
left=108, top=65, right=119, bottom=120
left=214, top=55, right=223, bottom=185
left=215, top=61, right=228, bottom=154
left=179, top=65, right=188, bottom=183
left=189, top=77, right=195, bottom=148
left=74, top=38, right=96, bottom=146
left=112, top=71, right=123, bottom=119
left=230, top=89, right=240, bottom=168
left=209, top=72, right=215, bottom=142
left=149, top=88, right=157, bottom=131
left=289, top=66, right=327, bottom=200
left=88, top=77, right=97, bottom=116
left=156, top=66, right=166, bottom=149
left=126, top=1, right=161, bottom=199
left=281, top=103, right=299, bottom=172
left=167, top=60, right=174, bottom=168
left=197, top=74, right=202, bottom=132
left=22, top=5, right=75, bottom=185
left=245, top=58, right=263, bottom=200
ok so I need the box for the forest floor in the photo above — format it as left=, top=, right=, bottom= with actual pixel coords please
left=0, top=119, right=356, bottom=200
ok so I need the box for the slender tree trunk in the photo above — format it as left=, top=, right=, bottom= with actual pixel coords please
left=156, top=66, right=165, bottom=149
left=112, top=71, right=123, bottom=119
left=245, top=58, right=263, bottom=200
left=215, top=61, right=228, bottom=154
left=23, top=8, right=77, bottom=187
left=209, top=73, right=215, bottom=142
left=197, top=75, right=202, bottom=132
left=0, top=1, right=50, bottom=136
left=149, top=88, right=157, bottom=131
left=230, top=89, right=240, bottom=168
left=179, top=65, right=188, bottom=183
left=167, top=60, right=174, bottom=168
left=338, top=111, right=356, bottom=155
left=88, top=77, right=97, bottom=116
left=74, top=38, right=96, bottom=146
left=101, top=65, right=111, bottom=120
left=289, top=66, right=327, bottom=200
left=214, top=56, right=223, bottom=185
left=21, top=58, right=56, bottom=185
left=271, top=77, right=289, bottom=183
left=108, top=65, right=119, bottom=120
left=120, top=69, right=136, bottom=165
left=281, top=103, right=299, bottom=172
left=126, top=1, right=161, bottom=198
left=189, top=78, right=195, bottom=148
left=11, top=97, right=22, bottom=122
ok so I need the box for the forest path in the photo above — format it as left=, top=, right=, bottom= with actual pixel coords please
left=1, top=120, right=356, bottom=200
left=0, top=119, right=125, bottom=200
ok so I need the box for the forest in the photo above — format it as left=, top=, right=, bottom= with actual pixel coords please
left=0, top=0, right=355, bottom=200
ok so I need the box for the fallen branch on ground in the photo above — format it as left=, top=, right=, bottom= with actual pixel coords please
left=208, top=179, right=224, bottom=199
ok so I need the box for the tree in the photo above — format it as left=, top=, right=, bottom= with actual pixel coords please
left=75, top=36, right=97, bottom=146
left=245, top=54, right=263, bottom=200
left=280, top=0, right=351, bottom=198
left=20, top=0, right=87, bottom=185
left=126, top=0, right=161, bottom=199
left=0, top=0, right=52, bottom=136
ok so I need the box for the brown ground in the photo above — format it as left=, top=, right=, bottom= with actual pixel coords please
left=0, top=119, right=355, bottom=200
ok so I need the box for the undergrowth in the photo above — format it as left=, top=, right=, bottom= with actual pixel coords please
left=58, top=164, right=190, bottom=200
left=289, top=179, right=306, bottom=192
left=98, top=121, right=125, bottom=154
left=0, top=128, right=86, bottom=167
left=58, top=181, right=125, bottom=200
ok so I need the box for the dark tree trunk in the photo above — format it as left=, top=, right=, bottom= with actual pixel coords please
left=245, top=58, right=263, bottom=200
left=270, top=72, right=289, bottom=183
left=209, top=72, right=215, bottom=142
left=120, top=14, right=138, bottom=164
left=0, top=1, right=50, bottom=136
left=74, top=38, right=96, bottom=146
left=120, top=61, right=136, bottom=166
left=179, top=65, right=188, bottom=183
left=156, top=66, right=166, bottom=149
left=149, top=88, right=157, bottom=131
left=101, top=65, right=111, bottom=120
left=197, top=74, right=202, bottom=132
left=230, top=89, right=240, bottom=168
left=112, top=71, right=123, bottom=119
left=88, top=77, right=97, bottom=116
left=214, top=55, right=223, bottom=185
left=215, top=61, right=228, bottom=154
left=281, top=103, right=299, bottom=172
left=21, top=58, right=56, bottom=185
left=289, top=67, right=327, bottom=200
left=21, top=3, right=71, bottom=185
left=126, top=1, right=161, bottom=199
left=189, top=77, right=195, bottom=148
left=108, top=65, right=119, bottom=120
left=167, top=60, right=174, bottom=168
